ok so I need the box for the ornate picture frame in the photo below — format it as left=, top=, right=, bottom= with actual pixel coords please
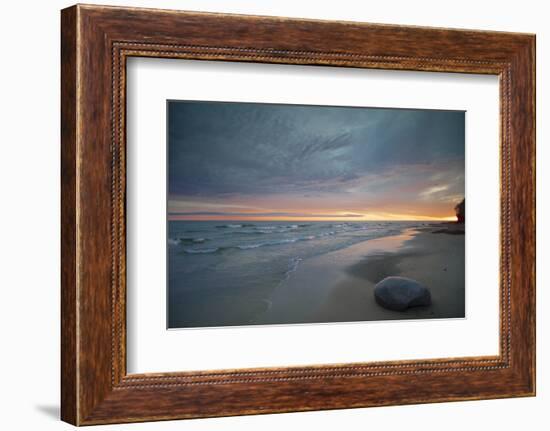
left=61, top=4, right=535, bottom=425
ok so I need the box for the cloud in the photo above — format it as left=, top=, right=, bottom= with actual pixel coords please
left=168, top=211, right=364, bottom=218
left=167, top=101, right=465, bottom=219
left=419, top=184, right=450, bottom=198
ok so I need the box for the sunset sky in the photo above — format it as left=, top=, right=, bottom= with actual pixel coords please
left=168, top=101, right=465, bottom=221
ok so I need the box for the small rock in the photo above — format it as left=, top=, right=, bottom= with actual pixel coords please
left=374, top=276, right=431, bottom=311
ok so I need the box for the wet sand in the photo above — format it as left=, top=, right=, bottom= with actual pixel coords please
left=254, top=227, right=465, bottom=325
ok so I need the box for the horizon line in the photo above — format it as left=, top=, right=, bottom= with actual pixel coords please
left=167, top=217, right=457, bottom=222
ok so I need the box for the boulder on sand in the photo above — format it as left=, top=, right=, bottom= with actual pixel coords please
left=374, top=276, right=431, bottom=311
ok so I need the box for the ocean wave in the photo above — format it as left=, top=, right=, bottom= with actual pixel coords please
left=253, top=224, right=307, bottom=230
left=183, top=247, right=220, bottom=254
left=236, top=244, right=263, bottom=250
left=182, top=237, right=208, bottom=244
left=285, top=256, right=303, bottom=277
left=219, top=224, right=312, bottom=235
left=228, top=230, right=267, bottom=236
left=169, top=237, right=209, bottom=245
left=246, top=235, right=318, bottom=248
left=237, top=238, right=300, bottom=250
left=215, top=223, right=258, bottom=229
left=183, top=235, right=318, bottom=254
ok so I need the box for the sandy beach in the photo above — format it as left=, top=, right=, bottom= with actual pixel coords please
left=254, top=225, right=465, bottom=325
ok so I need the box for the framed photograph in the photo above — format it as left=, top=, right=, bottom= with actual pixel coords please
left=61, top=4, right=535, bottom=425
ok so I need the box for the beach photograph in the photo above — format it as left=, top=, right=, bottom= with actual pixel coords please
left=167, top=100, right=465, bottom=329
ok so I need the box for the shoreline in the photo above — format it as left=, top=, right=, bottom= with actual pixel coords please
left=253, top=225, right=465, bottom=325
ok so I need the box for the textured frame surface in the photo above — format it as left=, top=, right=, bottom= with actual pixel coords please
left=61, top=4, right=535, bottom=425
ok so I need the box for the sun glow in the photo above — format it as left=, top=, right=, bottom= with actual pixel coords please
left=168, top=210, right=457, bottom=222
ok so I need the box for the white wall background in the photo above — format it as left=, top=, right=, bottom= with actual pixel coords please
left=0, top=0, right=546, bottom=429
